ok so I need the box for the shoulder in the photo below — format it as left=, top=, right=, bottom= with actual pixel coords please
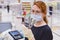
left=41, top=25, right=53, bottom=40
left=42, top=25, right=52, bottom=33
left=42, top=25, right=53, bottom=38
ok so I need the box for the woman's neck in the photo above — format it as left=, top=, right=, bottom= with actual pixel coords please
left=34, top=20, right=47, bottom=27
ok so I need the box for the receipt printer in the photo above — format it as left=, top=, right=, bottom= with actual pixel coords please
left=9, top=30, right=24, bottom=40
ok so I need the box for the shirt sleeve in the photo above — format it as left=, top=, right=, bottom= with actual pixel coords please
left=41, top=29, right=53, bottom=40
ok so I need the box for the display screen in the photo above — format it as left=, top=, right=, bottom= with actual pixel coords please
left=10, top=31, right=19, bottom=36
left=9, top=30, right=24, bottom=40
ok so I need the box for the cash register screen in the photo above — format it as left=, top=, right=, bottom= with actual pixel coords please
left=9, top=30, right=20, bottom=36
left=9, top=30, right=24, bottom=39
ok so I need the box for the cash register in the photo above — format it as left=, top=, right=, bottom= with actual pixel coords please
left=9, top=30, right=24, bottom=40
left=9, top=30, right=29, bottom=40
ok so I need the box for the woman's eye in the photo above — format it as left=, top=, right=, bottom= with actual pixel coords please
left=32, top=10, right=34, bottom=12
left=36, top=11, right=40, bottom=13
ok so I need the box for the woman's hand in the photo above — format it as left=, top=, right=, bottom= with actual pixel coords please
left=22, top=24, right=35, bottom=40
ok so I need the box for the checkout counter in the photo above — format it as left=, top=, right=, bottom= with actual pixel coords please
left=0, top=22, right=35, bottom=40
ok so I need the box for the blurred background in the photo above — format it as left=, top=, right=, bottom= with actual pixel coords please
left=0, top=0, right=60, bottom=40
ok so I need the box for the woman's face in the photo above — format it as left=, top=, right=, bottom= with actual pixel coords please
left=31, top=5, right=44, bottom=18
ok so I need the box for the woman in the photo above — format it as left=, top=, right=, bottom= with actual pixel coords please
left=31, top=1, right=53, bottom=40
